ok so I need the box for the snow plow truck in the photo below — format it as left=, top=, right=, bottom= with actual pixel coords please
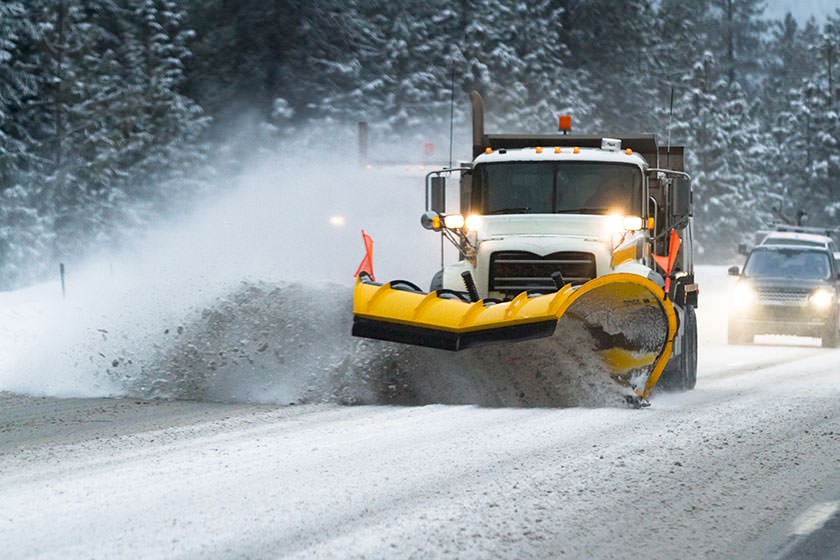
left=352, top=91, right=698, bottom=405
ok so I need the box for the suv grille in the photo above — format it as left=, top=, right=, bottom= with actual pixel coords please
left=489, top=251, right=596, bottom=295
left=756, top=286, right=810, bottom=305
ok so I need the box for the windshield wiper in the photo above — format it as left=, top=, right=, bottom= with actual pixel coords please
left=487, top=207, right=531, bottom=214
left=555, top=207, right=611, bottom=215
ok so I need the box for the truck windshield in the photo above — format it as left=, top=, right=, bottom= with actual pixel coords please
left=473, top=162, right=643, bottom=215
left=743, top=247, right=832, bottom=280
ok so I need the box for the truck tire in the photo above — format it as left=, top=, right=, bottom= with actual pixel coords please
left=658, top=305, right=698, bottom=391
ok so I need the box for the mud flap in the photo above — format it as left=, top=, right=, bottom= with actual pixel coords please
left=352, top=272, right=677, bottom=399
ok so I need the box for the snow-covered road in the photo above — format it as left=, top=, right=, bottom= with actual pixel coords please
left=2, top=266, right=840, bottom=559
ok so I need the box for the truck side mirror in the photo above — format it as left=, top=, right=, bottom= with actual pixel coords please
left=430, top=176, right=446, bottom=213
left=738, top=243, right=747, bottom=255
left=728, top=266, right=740, bottom=276
left=671, top=177, right=692, bottom=221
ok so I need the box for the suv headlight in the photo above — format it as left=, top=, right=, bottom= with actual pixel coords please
left=809, top=288, right=834, bottom=310
left=733, top=282, right=755, bottom=309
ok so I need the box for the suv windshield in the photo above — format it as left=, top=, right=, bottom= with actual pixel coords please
left=473, top=162, right=643, bottom=215
left=744, top=247, right=832, bottom=280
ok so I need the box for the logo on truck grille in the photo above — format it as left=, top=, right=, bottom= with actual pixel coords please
left=489, top=251, right=596, bottom=294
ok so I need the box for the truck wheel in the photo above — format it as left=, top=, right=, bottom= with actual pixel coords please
left=658, top=306, right=697, bottom=391
left=429, top=270, right=443, bottom=291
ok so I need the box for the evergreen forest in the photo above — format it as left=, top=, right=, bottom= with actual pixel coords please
left=1, top=0, right=839, bottom=289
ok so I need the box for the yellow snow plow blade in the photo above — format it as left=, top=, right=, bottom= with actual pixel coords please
left=352, top=272, right=677, bottom=399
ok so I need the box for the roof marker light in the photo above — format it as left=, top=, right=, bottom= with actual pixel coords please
left=485, top=147, right=492, bottom=154
left=536, top=146, right=543, bottom=154
left=573, top=147, right=580, bottom=154
left=554, top=146, right=561, bottom=153
left=625, top=148, right=633, bottom=155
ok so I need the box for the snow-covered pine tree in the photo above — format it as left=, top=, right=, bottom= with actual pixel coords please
left=120, top=0, right=209, bottom=213
left=796, top=29, right=839, bottom=222
left=459, top=1, right=597, bottom=134
left=759, top=16, right=822, bottom=225
left=0, top=2, right=50, bottom=289
left=560, top=0, right=656, bottom=132
left=12, top=0, right=110, bottom=273
left=652, top=0, right=715, bottom=132
left=708, top=0, right=766, bottom=90
left=673, top=51, right=776, bottom=259
left=761, top=14, right=821, bottom=119
left=307, top=0, right=463, bottom=160
left=0, top=0, right=209, bottom=286
left=0, top=2, right=38, bottom=187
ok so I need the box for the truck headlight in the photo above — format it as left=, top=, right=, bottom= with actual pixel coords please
left=622, top=216, right=644, bottom=231
left=809, top=288, right=834, bottom=310
left=465, top=214, right=482, bottom=232
left=443, top=214, right=465, bottom=229
left=424, top=213, right=481, bottom=232
left=733, top=282, right=755, bottom=309
left=606, top=214, right=644, bottom=234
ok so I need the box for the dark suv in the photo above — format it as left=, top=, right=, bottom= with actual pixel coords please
left=728, top=244, right=840, bottom=347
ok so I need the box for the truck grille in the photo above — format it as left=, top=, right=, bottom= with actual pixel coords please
left=489, top=251, right=596, bottom=294
left=756, top=286, right=809, bottom=305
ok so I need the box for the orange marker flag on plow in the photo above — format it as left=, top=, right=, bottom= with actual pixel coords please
left=652, top=229, right=681, bottom=294
left=354, top=229, right=375, bottom=281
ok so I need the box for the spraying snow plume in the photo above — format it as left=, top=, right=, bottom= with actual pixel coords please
left=2, top=150, right=630, bottom=407
left=2, top=153, right=436, bottom=396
